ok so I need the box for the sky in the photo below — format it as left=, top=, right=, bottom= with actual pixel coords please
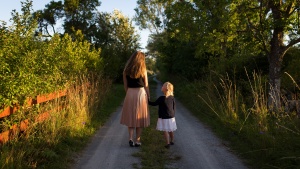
left=0, top=0, right=150, bottom=50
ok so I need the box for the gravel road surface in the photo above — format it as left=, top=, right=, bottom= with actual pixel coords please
left=72, top=105, right=141, bottom=169
left=72, top=77, right=249, bottom=169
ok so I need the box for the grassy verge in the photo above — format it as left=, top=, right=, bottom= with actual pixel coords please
left=133, top=76, right=179, bottom=169
left=157, top=73, right=300, bottom=169
left=90, top=82, right=125, bottom=129
left=0, top=76, right=125, bottom=169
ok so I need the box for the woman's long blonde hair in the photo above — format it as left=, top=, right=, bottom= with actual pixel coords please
left=124, top=51, right=146, bottom=78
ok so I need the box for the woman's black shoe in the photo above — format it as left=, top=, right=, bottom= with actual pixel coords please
left=129, top=140, right=134, bottom=147
left=135, top=142, right=141, bottom=147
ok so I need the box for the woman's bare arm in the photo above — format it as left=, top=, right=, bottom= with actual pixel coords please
left=144, top=70, right=150, bottom=99
left=123, top=72, right=128, bottom=92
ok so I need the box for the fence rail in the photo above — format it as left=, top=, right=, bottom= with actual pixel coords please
left=0, top=90, right=67, bottom=144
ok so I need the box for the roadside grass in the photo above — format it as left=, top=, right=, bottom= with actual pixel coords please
left=0, top=75, right=125, bottom=169
left=133, top=77, right=179, bottom=169
left=157, top=72, right=300, bottom=169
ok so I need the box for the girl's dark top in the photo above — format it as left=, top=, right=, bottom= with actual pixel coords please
left=148, top=96, right=175, bottom=119
left=126, top=75, right=144, bottom=88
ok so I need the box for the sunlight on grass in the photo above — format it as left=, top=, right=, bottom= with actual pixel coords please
left=161, top=70, right=300, bottom=169
left=0, top=74, right=118, bottom=169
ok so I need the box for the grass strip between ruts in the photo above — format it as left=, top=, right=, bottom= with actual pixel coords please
left=133, top=77, right=179, bottom=169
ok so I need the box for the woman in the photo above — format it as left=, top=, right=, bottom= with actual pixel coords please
left=120, top=51, right=150, bottom=147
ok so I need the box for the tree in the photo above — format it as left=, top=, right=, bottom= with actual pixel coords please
left=35, top=1, right=142, bottom=80
left=134, top=0, right=173, bottom=34
left=136, top=0, right=300, bottom=110
left=135, top=0, right=238, bottom=78
left=0, top=0, right=102, bottom=106
left=34, top=1, right=64, bottom=37
left=235, top=0, right=300, bottom=110
left=63, top=0, right=101, bottom=41
left=34, top=0, right=101, bottom=41
left=99, top=10, right=141, bottom=80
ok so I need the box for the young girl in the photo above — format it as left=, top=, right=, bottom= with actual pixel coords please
left=148, top=82, right=177, bottom=148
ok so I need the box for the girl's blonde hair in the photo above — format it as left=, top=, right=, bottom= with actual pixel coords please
left=124, top=51, right=146, bottom=78
left=165, top=82, right=174, bottom=96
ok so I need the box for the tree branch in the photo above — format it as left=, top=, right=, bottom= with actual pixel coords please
left=282, top=1, right=298, bottom=18
left=286, top=37, right=300, bottom=49
left=246, top=17, right=269, bottom=54
left=44, top=24, right=52, bottom=37
left=284, top=2, right=294, bottom=17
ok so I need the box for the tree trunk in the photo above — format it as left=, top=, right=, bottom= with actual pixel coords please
left=268, top=26, right=286, bottom=110
left=268, top=49, right=282, bottom=111
left=267, top=1, right=286, bottom=111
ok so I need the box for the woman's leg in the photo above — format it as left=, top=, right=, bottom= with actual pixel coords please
left=136, top=127, right=143, bottom=143
left=128, top=127, right=135, bottom=147
left=128, top=127, right=134, bottom=141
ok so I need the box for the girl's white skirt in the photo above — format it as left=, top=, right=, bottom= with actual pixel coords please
left=156, top=118, right=177, bottom=132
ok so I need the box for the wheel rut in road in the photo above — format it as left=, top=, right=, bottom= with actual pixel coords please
left=152, top=77, right=248, bottom=169
left=72, top=77, right=249, bottom=169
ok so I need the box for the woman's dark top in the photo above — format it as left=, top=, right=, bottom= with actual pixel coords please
left=126, top=75, right=144, bottom=88
left=148, top=96, right=175, bottom=119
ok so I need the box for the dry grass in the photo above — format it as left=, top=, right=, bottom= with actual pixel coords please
left=160, top=71, right=300, bottom=169
left=0, top=74, right=116, bottom=169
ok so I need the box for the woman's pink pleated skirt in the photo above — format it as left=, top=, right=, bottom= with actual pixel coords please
left=120, top=88, right=150, bottom=127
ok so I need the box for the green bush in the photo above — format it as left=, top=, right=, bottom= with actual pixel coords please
left=0, top=2, right=102, bottom=107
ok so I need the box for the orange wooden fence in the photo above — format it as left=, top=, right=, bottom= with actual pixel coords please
left=0, top=90, right=67, bottom=144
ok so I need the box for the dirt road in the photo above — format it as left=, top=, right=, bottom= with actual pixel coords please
left=72, top=77, right=249, bottom=169
left=72, top=105, right=141, bottom=169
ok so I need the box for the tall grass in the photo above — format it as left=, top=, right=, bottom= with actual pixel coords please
left=0, top=74, right=114, bottom=169
left=161, top=71, right=300, bottom=169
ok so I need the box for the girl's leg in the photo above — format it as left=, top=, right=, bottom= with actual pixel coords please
left=136, top=127, right=143, bottom=143
left=164, top=131, right=170, bottom=145
left=169, top=132, right=174, bottom=142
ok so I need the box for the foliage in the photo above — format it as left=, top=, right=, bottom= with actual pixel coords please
left=232, top=0, right=300, bottom=109
left=135, top=0, right=300, bottom=109
left=98, top=10, right=141, bottom=81
left=281, top=47, right=300, bottom=94
left=162, top=73, right=300, bottom=169
left=34, top=1, right=64, bottom=36
left=145, top=57, right=157, bottom=74
left=35, top=0, right=101, bottom=40
left=0, top=0, right=102, bottom=107
left=134, top=0, right=169, bottom=33
left=35, top=0, right=142, bottom=81
left=63, top=0, right=101, bottom=41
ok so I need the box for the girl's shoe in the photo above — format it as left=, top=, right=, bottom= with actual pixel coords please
left=165, top=144, right=170, bottom=149
left=135, top=142, right=142, bottom=147
left=129, top=140, right=134, bottom=147
left=170, top=141, right=174, bottom=145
